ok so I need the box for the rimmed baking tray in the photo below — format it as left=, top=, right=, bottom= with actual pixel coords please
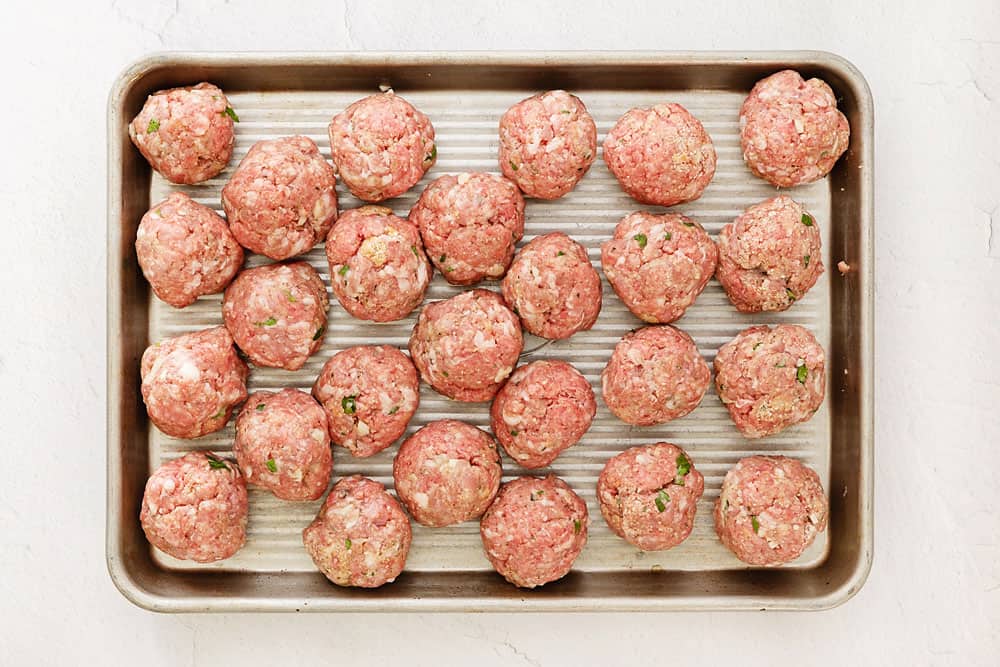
left=107, top=51, right=873, bottom=612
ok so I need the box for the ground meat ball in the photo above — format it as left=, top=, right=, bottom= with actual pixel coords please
left=409, top=289, right=523, bottom=402
left=222, top=136, right=338, bottom=260
left=740, top=70, right=850, bottom=188
left=601, top=325, right=709, bottom=426
left=716, top=195, right=824, bottom=313
left=393, top=420, right=502, bottom=527
left=479, top=475, right=588, bottom=588
left=601, top=211, right=717, bottom=324
left=303, top=475, right=412, bottom=587
left=135, top=192, right=244, bottom=309
left=714, top=324, right=825, bottom=438
left=325, top=206, right=431, bottom=322
left=491, top=360, right=596, bottom=469
left=222, top=261, right=328, bottom=371
left=312, top=345, right=419, bottom=458
left=328, top=92, right=436, bottom=202
left=129, top=82, right=235, bottom=185
left=140, top=327, right=248, bottom=439
left=233, top=389, right=332, bottom=501
left=597, top=443, right=704, bottom=551
left=603, top=103, right=716, bottom=207
left=715, top=456, right=829, bottom=566
left=409, top=173, right=525, bottom=285
left=498, top=90, right=597, bottom=199
left=501, top=232, right=602, bottom=340
left=140, top=451, right=248, bottom=562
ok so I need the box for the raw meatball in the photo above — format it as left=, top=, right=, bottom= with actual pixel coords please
left=393, top=420, right=502, bottom=527
left=715, top=456, right=829, bottom=566
left=312, top=345, right=419, bottom=458
left=222, top=261, right=328, bottom=371
left=491, top=360, right=596, bottom=469
left=501, top=232, right=602, bottom=340
left=222, top=136, right=338, bottom=260
left=233, top=389, right=333, bottom=501
left=128, top=82, right=236, bottom=185
left=135, top=192, right=244, bottom=308
left=479, top=475, right=588, bottom=588
left=328, top=92, right=436, bottom=202
left=714, top=324, right=826, bottom=438
left=601, top=325, right=709, bottom=426
left=498, top=90, right=597, bottom=199
left=409, top=172, right=525, bottom=285
left=597, top=443, right=704, bottom=551
left=740, top=70, right=850, bottom=187
left=140, top=327, right=248, bottom=439
left=603, top=103, right=716, bottom=207
left=601, top=211, right=717, bottom=324
left=409, top=289, right=524, bottom=402
left=139, top=451, right=248, bottom=563
left=325, top=206, right=431, bottom=322
left=303, top=475, right=412, bottom=588
left=716, top=195, right=824, bottom=312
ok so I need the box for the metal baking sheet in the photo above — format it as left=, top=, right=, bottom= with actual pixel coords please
left=108, top=52, right=873, bottom=612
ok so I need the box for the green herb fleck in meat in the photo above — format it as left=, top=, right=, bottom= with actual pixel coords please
left=803, top=255, right=811, bottom=268
left=801, top=213, right=813, bottom=226
left=206, top=454, right=229, bottom=471
left=752, top=341, right=763, bottom=351
left=210, top=407, right=226, bottom=420
left=557, top=251, right=565, bottom=257
left=341, top=395, right=357, bottom=415
left=223, top=106, right=240, bottom=122
left=751, top=516, right=760, bottom=534
left=682, top=221, right=695, bottom=227
left=344, top=538, right=352, bottom=549
left=438, top=254, right=446, bottom=263
left=664, top=231, right=672, bottom=241
left=283, top=289, right=297, bottom=303
left=388, top=405, right=400, bottom=415
left=411, top=245, right=419, bottom=256
left=655, top=489, right=670, bottom=512
left=786, top=288, right=796, bottom=301
left=146, top=118, right=160, bottom=133
left=509, top=160, right=519, bottom=171
left=633, top=233, right=648, bottom=248
left=257, top=317, right=277, bottom=327
left=266, top=458, right=278, bottom=473
left=573, top=519, right=581, bottom=534
left=675, top=453, right=691, bottom=485
left=338, top=265, right=349, bottom=277
left=510, top=430, right=518, bottom=437
left=256, top=403, right=266, bottom=411
left=425, top=144, right=436, bottom=163
left=312, top=326, right=325, bottom=341
left=796, top=364, right=808, bottom=384
left=561, top=109, right=572, bottom=114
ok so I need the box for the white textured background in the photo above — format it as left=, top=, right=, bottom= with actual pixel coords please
left=1, top=0, right=998, bottom=665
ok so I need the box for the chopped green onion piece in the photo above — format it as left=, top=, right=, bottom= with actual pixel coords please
left=786, top=288, right=796, bottom=301
left=257, top=317, right=277, bottom=327
left=146, top=118, right=159, bottom=133
left=801, top=213, right=813, bottom=226
left=561, top=109, right=572, bottom=114
left=573, top=519, right=581, bottom=534
left=265, top=458, right=277, bottom=473
left=206, top=454, right=228, bottom=471
left=338, top=265, right=349, bottom=276
left=556, top=251, right=565, bottom=256
left=341, top=395, right=357, bottom=415
left=751, top=516, right=760, bottom=533
left=796, top=364, right=808, bottom=384
left=411, top=245, right=419, bottom=256
left=388, top=405, right=400, bottom=415
left=675, top=453, right=691, bottom=484
left=344, top=538, right=352, bottom=549
left=654, top=489, right=670, bottom=512
left=256, top=403, right=265, bottom=411
left=223, top=106, right=240, bottom=122
left=283, top=289, right=297, bottom=303
left=664, top=231, right=672, bottom=241
left=633, top=233, right=647, bottom=248
left=438, top=254, right=446, bottom=263
left=425, top=144, right=437, bottom=163
left=509, top=160, right=519, bottom=171
left=682, top=221, right=695, bottom=227
left=753, top=341, right=763, bottom=351
left=312, top=326, right=325, bottom=341
left=803, top=255, right=811, bottom=268
left=510, top=430, right=518, bottom=437
left=210, top=408, right=225, bottom=420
